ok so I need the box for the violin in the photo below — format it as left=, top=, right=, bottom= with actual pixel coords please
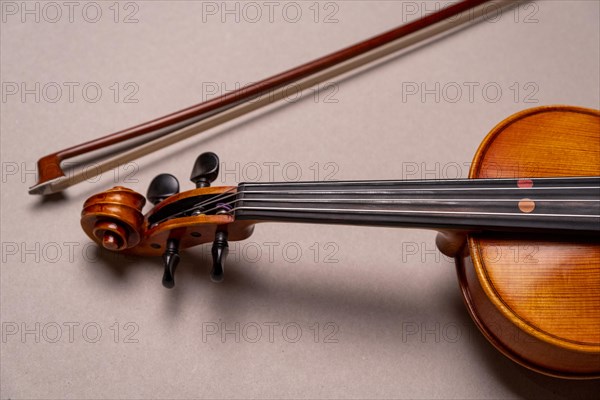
left=27, top=0, right=598, bottom=381
left=80, top=105, right=600, bottom=379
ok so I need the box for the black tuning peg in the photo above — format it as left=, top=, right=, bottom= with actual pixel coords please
left=190, top=152, right=219, bottom=188
left=210, top=231, right=228, bottom=282
left=162, top=238, right=180, bottom=289
left=147, top=173, right=180, bottom=206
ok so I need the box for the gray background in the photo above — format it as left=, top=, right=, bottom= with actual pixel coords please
left=1, top=0, right=599, bottom=399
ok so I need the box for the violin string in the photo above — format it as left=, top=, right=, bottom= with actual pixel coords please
left=174, top=194, right=600, bottom=217
left=228, top=206, right=600, bottom=219
left=197, top=202, right=600, bottom=219
left=171, top=179, right=599, bottom=212
left=189, top=187, right=238, bottom=208
left=195, top=198, right=600, bottom=219
left=242, top=176, right=599, bottom=186
left=153, top=180, right=600, bottom=224
left=223, top=198, right=600, bottom=203
left=174, top=184, right=600, bottom=212
left=217, top=199, right=600, bottom=215
left=237, top=186, right=600, bottom=194
left=154, top=188, right=238, bottom=221
left=205, top=186, right=599, bottom=212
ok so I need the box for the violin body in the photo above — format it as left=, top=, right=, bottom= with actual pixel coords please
left=461, top=106, right=600, bottom=378
left=81, top=105, right=600, bottom=378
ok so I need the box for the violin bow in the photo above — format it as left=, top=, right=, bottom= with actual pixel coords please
left=29, top=0, right=519, bottom=195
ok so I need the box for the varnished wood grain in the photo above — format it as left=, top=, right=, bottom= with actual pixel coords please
left=81, top=186, right=146, bottom=249
left=465, top=105, right=600, bottom=377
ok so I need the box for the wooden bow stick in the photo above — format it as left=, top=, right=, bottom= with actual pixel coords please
left=29, top=0, right=518, bottom=195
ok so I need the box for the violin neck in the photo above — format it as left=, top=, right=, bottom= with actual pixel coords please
left=234, top=177, right=600, bottom=234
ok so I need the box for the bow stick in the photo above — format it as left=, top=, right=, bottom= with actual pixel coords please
left=29, top=0, right=519, bottom=195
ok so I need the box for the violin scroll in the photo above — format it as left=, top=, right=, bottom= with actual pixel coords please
left=81, top=186, right=146, bottom=251
left=80, top=152, right=256, bottom=288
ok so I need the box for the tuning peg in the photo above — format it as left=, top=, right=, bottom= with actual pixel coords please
left=147, top=173, right=180, bottom=206
left=210, top=231, right=228, bottom=282
left=190, top=152, right=220, bottom=188
left=162, top=238, right=180, bottom=288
